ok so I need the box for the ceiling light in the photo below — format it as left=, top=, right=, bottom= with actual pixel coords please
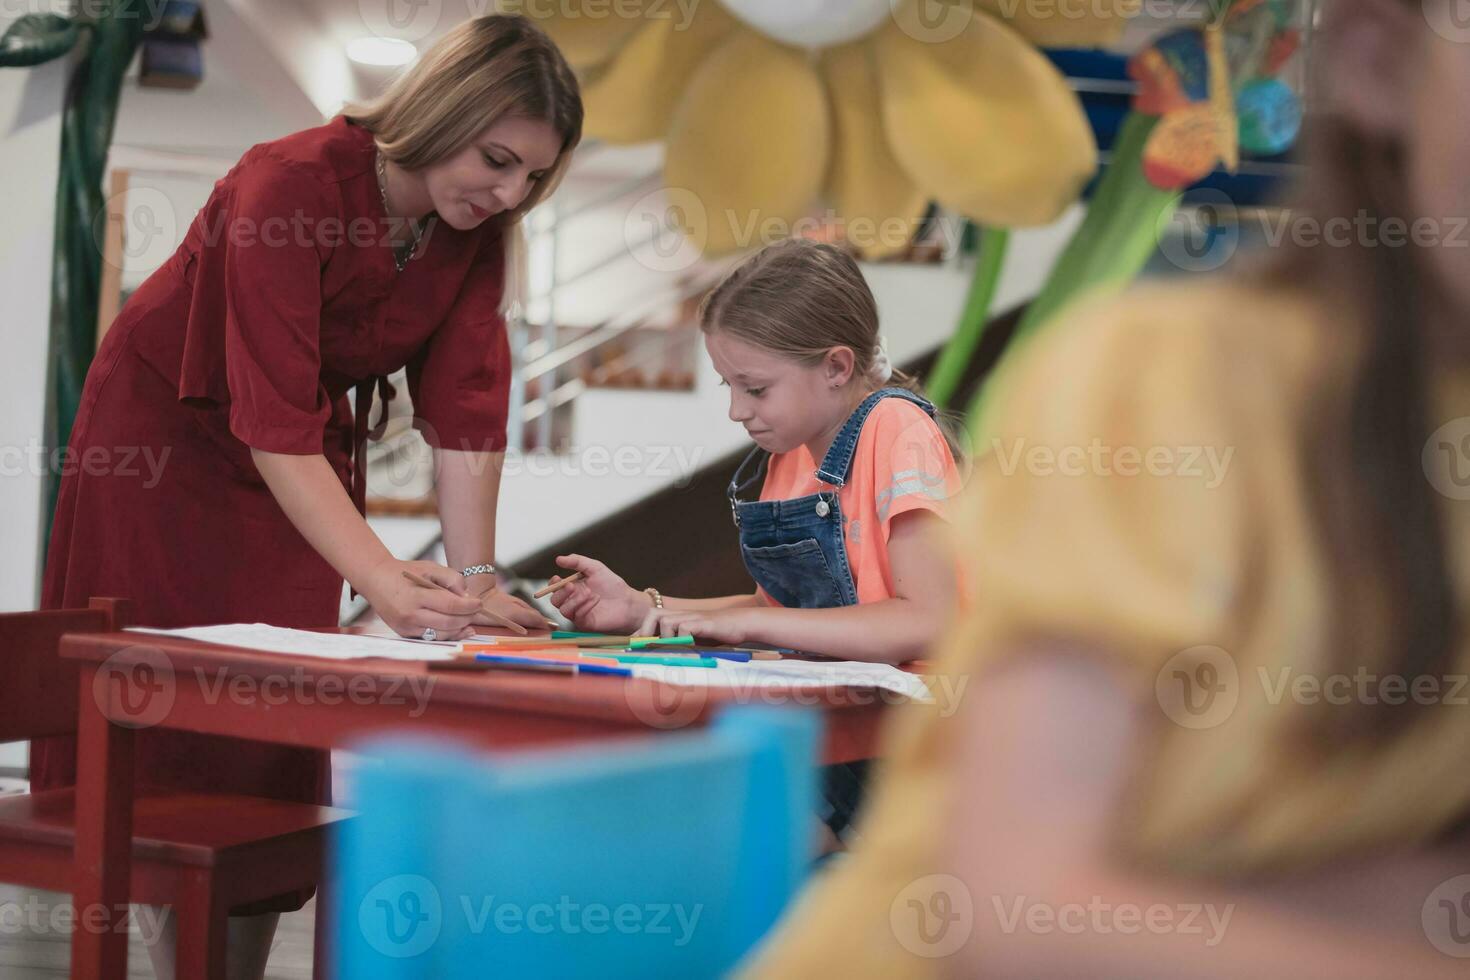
left=347, top=37, right=416, bottom=67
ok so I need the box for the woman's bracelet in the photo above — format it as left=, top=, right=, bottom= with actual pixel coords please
left=644, top=586, right=664, bottom=610
left=462, top=563, right=497, bottom=578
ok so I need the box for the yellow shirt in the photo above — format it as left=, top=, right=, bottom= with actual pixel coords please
left=742, top=281, right=1470, bottom=977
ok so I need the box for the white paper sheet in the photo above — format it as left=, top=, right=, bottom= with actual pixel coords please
left=124, top=626, right=932, bottom=700
left=126, top=624, right=459, bottom=661
left=627, top=659, right=934, bottom=702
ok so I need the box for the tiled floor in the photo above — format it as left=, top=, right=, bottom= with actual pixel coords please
left=0, top=883, right=316, bottom=979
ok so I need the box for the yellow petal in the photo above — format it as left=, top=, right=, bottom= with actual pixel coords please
left=581, top=5, right=738, bottom=144
left=971, top=0, right=1139, bottom=48
left=664, top=32, right=830, bottom=255
left=491, top=0, right=652, bottom=70
left=876, top=5, right=1097, bottom=227
left=821, top=42, right=930, bottom=260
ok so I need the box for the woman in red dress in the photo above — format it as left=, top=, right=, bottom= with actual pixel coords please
left=35, top=15, right=580, bottom=977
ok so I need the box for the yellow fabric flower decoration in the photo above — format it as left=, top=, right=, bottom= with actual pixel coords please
left=503, top=0, right=1135, bottom=256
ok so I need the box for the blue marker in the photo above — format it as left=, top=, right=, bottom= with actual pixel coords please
left=473, top=653, right=633, bottom=677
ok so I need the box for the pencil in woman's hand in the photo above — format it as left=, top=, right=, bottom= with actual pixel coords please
left=400, top=570, right=530, bottom=635
left=533, top=572, right=585, bottom=598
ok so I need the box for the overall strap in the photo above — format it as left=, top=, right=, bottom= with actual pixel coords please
left=814, top=387, right=936, bottom=488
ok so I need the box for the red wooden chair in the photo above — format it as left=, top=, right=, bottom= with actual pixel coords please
left=0, top=599, right=351, bottom=978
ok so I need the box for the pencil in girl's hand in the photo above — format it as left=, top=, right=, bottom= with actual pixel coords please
left=401, top=570, right=530, bottom=636
left=533, top=572, right=585, bottom=598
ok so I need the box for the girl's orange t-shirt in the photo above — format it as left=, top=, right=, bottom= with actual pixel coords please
left=756, top=397, right=963, bottom=606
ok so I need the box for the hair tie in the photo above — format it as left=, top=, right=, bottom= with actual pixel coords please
left=869, top=334, right=894, bottom=384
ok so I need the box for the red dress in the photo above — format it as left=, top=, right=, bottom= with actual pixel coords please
left=35, top=117, right=510, bottom=910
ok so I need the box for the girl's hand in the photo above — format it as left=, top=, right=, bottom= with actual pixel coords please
left=547, top=554, right=648, bottom=633
left=470, top=584, right=550, bottom=632
left=362, top=558, right=482, bottom=641
left=632, top=607, right=753, bottom=646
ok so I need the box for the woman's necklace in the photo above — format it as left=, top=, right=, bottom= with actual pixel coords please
left=376, top=150, right=421, bottom=273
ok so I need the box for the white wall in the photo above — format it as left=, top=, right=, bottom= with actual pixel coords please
left=0, top=13, right=71, bottom=771
left=0, top=19, right=68, bottom=614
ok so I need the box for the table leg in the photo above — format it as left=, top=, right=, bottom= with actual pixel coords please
left=71, top=663, right=136, bottom=980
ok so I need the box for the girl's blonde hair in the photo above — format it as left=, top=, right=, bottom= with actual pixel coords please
left=698, top=238, right=924, bottom=394
left=344, top=15, right=582, bottom=229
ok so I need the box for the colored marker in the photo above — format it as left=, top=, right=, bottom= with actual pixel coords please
left=599, top=653, right=719, bottom=668
left=627, top=635, right=695, bottom=649
left=472, top=653, right=632, bottom=677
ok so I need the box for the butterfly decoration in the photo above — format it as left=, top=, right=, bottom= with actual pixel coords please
left=1127, top=0, right=1303, bottom=190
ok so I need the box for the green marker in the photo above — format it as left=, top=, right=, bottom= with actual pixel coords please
left=628, top=635, right=695, bottom=649
left=604, top=653, right=718, bottom=668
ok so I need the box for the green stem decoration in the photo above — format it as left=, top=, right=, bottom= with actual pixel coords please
left=2, top=4, right=148, bottom=531
left=925, top=226, right=1009, bottom=409
left=966, top=111, right=1181, bottom=429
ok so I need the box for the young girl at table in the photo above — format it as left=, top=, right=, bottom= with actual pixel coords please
left=549, top=237, right=963, bottom=662
left=548, top=238, right=964, bottom=844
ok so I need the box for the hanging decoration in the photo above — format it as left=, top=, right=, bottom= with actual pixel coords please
left=507, top=0, right=1136, bottom=257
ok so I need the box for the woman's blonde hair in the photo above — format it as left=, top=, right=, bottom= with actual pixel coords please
left=344, top=15, right=582, bottom=229
left=698, top=238, right=920, bottom=392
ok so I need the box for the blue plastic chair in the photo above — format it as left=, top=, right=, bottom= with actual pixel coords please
left=329, top=706, right=818, bottom=978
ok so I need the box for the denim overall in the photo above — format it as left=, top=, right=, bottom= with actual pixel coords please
left=727, top=387, right=938, bottom=838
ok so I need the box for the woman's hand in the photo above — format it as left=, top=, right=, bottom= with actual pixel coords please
left=361, top=558, right=482, bottom=640
left=470, top=583, right=551, bottom=632
left=546, top=554, right=648, bottom=633
left=631, top=607, right=753, bottom=646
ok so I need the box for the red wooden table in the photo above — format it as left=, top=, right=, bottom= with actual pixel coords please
left=61, top=629, right=909, bottom=979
